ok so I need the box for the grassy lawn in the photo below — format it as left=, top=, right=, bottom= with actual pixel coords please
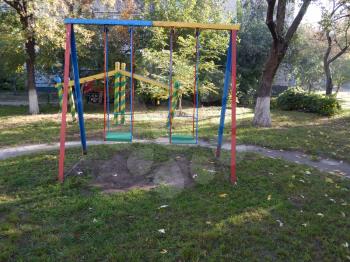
left=0, top=143, right=349, bottom=260
left=0, top=103, right=350, bottom=161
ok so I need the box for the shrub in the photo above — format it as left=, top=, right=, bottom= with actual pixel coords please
left=276, top=88, right=341, bottom=116
left=270, top=97, right=278, bottom=109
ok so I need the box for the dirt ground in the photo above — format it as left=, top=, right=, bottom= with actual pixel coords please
left=67, top=150, right=199, bottom=194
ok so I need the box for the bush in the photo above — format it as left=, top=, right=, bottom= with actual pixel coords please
left=276, top=88, right=341, bottom=116
left=270, top=97, right=278, bottom=109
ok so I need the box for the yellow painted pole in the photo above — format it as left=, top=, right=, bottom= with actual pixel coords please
left=153, top=21, right=240, bottom=30
left=120, top=63, right=126, bottom=124
left=68, top=68, right=168, bottom=89
left=114, top=62, right=121, bottom=124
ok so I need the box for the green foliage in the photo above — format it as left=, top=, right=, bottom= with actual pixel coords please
left=137, top=0, right=230, bottom=105
left=270, top=97, right=277, bottom=109
left=331, top=54, right=350, bottom=91
left=237, top=1, right=270, bottom=106
left=0, top=11, right=26, bottom=90
left=276, top=88, right=341, bottom=116
left=288, top=25, right=324, bottom=92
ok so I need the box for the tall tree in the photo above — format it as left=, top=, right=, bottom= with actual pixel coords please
left=252, top=0, right=311, bottom=127
left=291, top=25, right=324, bottom=93
left=320, top=0, right=350, bottom=95
left=331, top=53, right=350, bottom=94
left=237, top=0, right=271, bottom=105
left=139, top=0, right=230, bottom=107
left=3, top=0, right=39, bottom=114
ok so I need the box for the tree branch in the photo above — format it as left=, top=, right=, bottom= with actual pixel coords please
left=276, top=0, right=287, bottom=38
left=285, top=0, right=312, bottom=43
left=266, top=0, right=278, bottom=43
left=329, top=45, right=349, bottom=64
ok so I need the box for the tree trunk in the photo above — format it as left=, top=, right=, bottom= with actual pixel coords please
left=324, top=61, right=333, bottom=95
left=323, top=32, right=333, bottom=96
left=178, top=95, right=183, bottom=115
left=26, top=36, right=39, bottom=114
left=253, top=47, right=281, bottom=127
left=335, top=82, right=342, bottom=95
left=308, top=82, right=312, bottom=93
left=3, top=0, right=40, bottom=114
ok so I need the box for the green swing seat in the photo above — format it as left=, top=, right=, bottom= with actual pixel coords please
left=171, top=134, right=197, bottom=144
left=106, top=132, right=132, bottom=142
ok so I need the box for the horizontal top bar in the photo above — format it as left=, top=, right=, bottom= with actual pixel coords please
left=153, top=21, right=240, bottom=30
left=64, top=18, right=240, bottom=30
left=64, top=18, right=153, bottom=26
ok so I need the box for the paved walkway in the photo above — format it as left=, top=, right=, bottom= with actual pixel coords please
left=0, top=139, right=349, bottom=177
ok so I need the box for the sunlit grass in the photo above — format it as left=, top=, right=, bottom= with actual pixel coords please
left=0, top=144, right=349, bottom=260
left=1, top=104, right=350, bottom=161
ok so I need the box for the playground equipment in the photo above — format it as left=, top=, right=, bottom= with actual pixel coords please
left=61, top=61, right=168, bottom=142
left=54, top=78, right=76, bottom=121
left=167, top=29, right=200, bottom=145
left=58, top=19, right=239, bottom=184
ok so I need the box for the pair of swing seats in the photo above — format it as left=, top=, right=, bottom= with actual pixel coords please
left=103, top=26, right=200, bottom=145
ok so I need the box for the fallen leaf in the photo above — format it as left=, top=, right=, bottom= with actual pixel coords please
left=158, top=229, right=165, bottom=234
left=219, top=193, right=228, bottom=198
left=276, top=219, right=284, bottom=227
left=317, top=213, right=324, bottom=217
left=160, top=249, right=168, bottom=254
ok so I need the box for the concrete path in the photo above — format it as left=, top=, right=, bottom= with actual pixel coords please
left=0, top=139, right=349, bottom=178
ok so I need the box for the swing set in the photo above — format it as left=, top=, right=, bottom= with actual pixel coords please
left=58, top=18, right=239, bottom=184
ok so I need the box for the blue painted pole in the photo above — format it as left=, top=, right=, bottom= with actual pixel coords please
left=70, top=25, right=87, bottom=154
left=129, top=27, right=134, bottom=140
left=64, top=18, right=153, bottom=27
left=216, top=33, right=232, bottom=157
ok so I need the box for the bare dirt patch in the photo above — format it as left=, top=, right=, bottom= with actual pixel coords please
left=67, top=150, right=197, bottom=193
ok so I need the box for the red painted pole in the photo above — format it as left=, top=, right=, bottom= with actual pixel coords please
left=169, top=28, right=174, bottom=144
left=103, top=29, right=107, bottom=140
left=231, top=30, right=237, bottom=184
left=58, top=24, right=72, bottom=183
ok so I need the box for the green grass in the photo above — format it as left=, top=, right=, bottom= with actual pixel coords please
left=1, top=104, right=350, bottom=161
left=0, top=144, right=349, bottom=260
